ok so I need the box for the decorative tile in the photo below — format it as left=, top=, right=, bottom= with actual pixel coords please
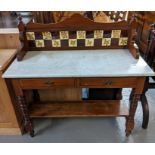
left=86, top=31, right=94, bottom=38
left=77, top=31, right=86, bottom=39
left=77, top=39, right=85, bottom=46
left=42, top=32, right=52, bottom=40
left=111, top=30, right=121, bottom=38
left=69, top=39, right=77, bottom=47
left=51, top=31, right=60, bottom=39
left=52, top=39, right=61, bottom=47
left=35, top=32, right=43, bottom=39
left=119, top=37, right=128, bottom=46
left=35, top=40, right=44, bottom=47
left=61, top=40, right=68, bottom=47
left=111, top=38, right=119, bottom=46
left=103, top=30, right=111, bottom=38
left=60, top=31, right=69, bottom=40
left=69, top=31, right=77, bottom=39
left=102, top=38, right=111, bottom=46
left=44, top=40, right=52, bottom=47
left=26, top=32, right=35, bottom=40
left=94, top=30, right=103, bottom=39
left=85, top=39, right=94, bottom=47
left=94, top=39, right=102, bottom=46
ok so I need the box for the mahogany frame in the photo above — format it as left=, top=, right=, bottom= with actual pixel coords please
left=7, top=14, right=146, bottom=138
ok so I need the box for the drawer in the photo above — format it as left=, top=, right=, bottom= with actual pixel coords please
left=79, top=77, right=138, bottom=88
left=19, top=78, right=75, bottom=89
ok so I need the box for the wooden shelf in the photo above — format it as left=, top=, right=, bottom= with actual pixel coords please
left=30, top=100, right=129, bottom=118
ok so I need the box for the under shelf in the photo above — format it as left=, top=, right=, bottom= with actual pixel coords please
left=29, top=100, right=129, bottom=118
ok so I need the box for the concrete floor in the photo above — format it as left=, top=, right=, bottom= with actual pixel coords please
left=0, top=88, right=155, bottom=143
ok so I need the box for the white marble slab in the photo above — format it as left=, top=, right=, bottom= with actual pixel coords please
left=3, top=49, right=155, bottom=78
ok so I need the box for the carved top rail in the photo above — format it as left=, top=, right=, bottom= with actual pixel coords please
left=17, top=14, right=139, bottom=61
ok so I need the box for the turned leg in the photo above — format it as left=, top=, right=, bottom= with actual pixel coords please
left=126, top=91, right=140, bottom=136
left=130, top=85, right=149, bottom=129
left=141, top=94, right=149, bottom=129
left=140, top=77, right=149, bottom=129
left=17, top=96, right=34, bottom=137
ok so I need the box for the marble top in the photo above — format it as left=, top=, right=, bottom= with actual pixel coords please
left=3, top=49, right=155, bottom=78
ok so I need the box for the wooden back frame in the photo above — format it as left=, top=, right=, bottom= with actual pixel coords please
left=17, top=14, right=139, bottom=61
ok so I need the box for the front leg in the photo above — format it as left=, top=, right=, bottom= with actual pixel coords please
left=17, top=96, right=34, bottom=137
left=126, top=93, right=140, bottom=136
left=141, top=77, right=149, bottom=129
left=141, top=94, right=149, bottom=129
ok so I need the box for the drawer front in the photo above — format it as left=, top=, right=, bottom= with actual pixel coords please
left=19, top=78, right=75, bottom=89
left=79, top=77, right=138, bottom=88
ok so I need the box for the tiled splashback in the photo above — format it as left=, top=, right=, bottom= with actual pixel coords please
left=26, top=30, right=128, bottom=48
